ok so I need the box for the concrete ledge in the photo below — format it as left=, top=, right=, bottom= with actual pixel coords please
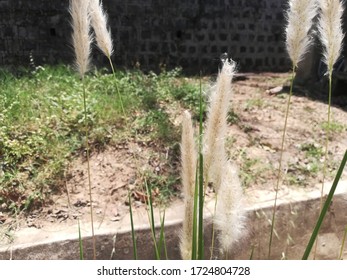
left=1, top=181, right=346, bottom=260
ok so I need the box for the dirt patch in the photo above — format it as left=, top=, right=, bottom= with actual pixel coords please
left=1, top=73, right=346, bottom=244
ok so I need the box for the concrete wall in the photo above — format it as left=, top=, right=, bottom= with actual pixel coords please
left=0, top=0, right=291, bottom=74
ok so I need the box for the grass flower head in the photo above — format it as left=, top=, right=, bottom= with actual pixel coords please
left=285, top=0, right=317, bottom=68
left=70, top=0, right=92, bottom=78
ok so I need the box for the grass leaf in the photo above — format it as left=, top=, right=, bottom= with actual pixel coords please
left=302, top=149, right=347, bottom=259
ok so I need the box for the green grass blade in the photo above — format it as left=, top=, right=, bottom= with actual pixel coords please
left=198, top=152, right=204, bottom=259
left=191, top=165, right=199, bottom=260
left=145, top=179, right=160, bottom=259
left=158, top=210, right=167, bottom=259
left=128, top=192, right=138, bottom=260
left=197, top=71, right=204, bottom=260
left=314, top=72, right=334, bottom=259
left=249, top=245, right=255, bottom=260
left=78, top=219, right=84, bottom=260
left=302, top=149, right=347, bottom=260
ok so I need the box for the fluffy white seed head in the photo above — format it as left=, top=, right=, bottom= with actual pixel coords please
left=70, top=0, right=92, bottom=78
left=203, top=59, right=236, bottom=191
left=181, top=110, right=197, bottom=199
left=285, top=0, right=317, bottom=67
left=214, top=161, right=246, bottom=257
left=318, top=0, right=345, bottom=75
left=89, top=0, right=113, bottom=58
left=180, top=110, right=197, bottom=260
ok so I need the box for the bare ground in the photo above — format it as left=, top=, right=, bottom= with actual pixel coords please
left=1, top=72, right=347, bottom=242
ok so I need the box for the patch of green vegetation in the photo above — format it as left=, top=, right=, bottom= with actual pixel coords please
left=299, top=143, right=324, bottom=159
left=286, top=143, right=324, bottom=187
left=244, top=98, right=264, bottom=110
left=0, top=65, right=200, bottom=213
left=171, top=78, right=206, bottom=120
left=227, top=110, right=240, bottom=125
left=237, top=150, right=268, bottom=188
left=320, top=121, right=346, bottom=134
left=142, top=170, right=180, bottom=206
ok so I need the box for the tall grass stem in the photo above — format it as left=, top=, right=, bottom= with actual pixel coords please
left=82, top=79, right=96, bottom=260
left=268, top=66, right=296, bottom=259
left=108, top=57, right=125, bottom=115
left=314, top=72, right=333, bottom=258
left=197, top=72, right=204, bottom=260
left=145, top=179, right=160, bottom=259
left=191, top=167, right=199, bottom=260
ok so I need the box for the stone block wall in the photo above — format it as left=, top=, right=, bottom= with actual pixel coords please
left=0, top=0, right=291, bottom=74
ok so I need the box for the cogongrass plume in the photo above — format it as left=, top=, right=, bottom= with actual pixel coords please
left=269, top=0, right=317, bottom=259
left=314, top=0, right=344, bottom=259
left=89, top=0, right=113, bottom=58
left=214, top=161, right=245, bottom=258
left=70, top=0, right=92, bottom=78
left=318, top=0, right=344, bottom=75
left=180, top=110, right=197, bottom=260
left=203, top=59, right=236, bottom=191
left=285, top=0, right=317, bottom=68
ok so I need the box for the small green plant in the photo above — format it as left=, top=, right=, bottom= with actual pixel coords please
left=244, top=98, right=265, bottom=111
left=321, top=121, right=346, bottom=134
left=300, top=143, right=324, bottom=159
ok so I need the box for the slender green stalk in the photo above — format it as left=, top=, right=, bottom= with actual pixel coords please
left=128, top=192, right=138, bottom=260
left=82, top=78, right=96, bottom=260
left=145, top=179, right=160, bottom=259
left=249, top=245, right=255, bottom=260
left=209, top=195, right=218, bottom=260
left=197, top=72, right=204, bottom=260
left=302, top=149, right=347, bottom=260
left=198, top=152, right=204, bottom=259
left=338, top=225, right=347, bottom=260
left=107, top=57, right=125, bottom=115
left=268, top=67, right=296, bottom=259
left=158, top=210, right=167, bottom=259
left=78, top=219, right=84, bottom=260
left=191, top=164, right=199, bottom=260
left=314, top=72, right=333, bottom=258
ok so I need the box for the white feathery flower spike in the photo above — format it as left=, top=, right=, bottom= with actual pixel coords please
left=285, top=0, right=317, bottom=67
left=89, top=0, right=113, bottom=58
left=70, top=0, right=92, bottom=78
left=318, top=0, right=345, bottom=75
left=214, top=161, right=246, bottom=257
left=203, top=58, right=236, bottom=191
left=180, top=110, right=197, bottom=260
